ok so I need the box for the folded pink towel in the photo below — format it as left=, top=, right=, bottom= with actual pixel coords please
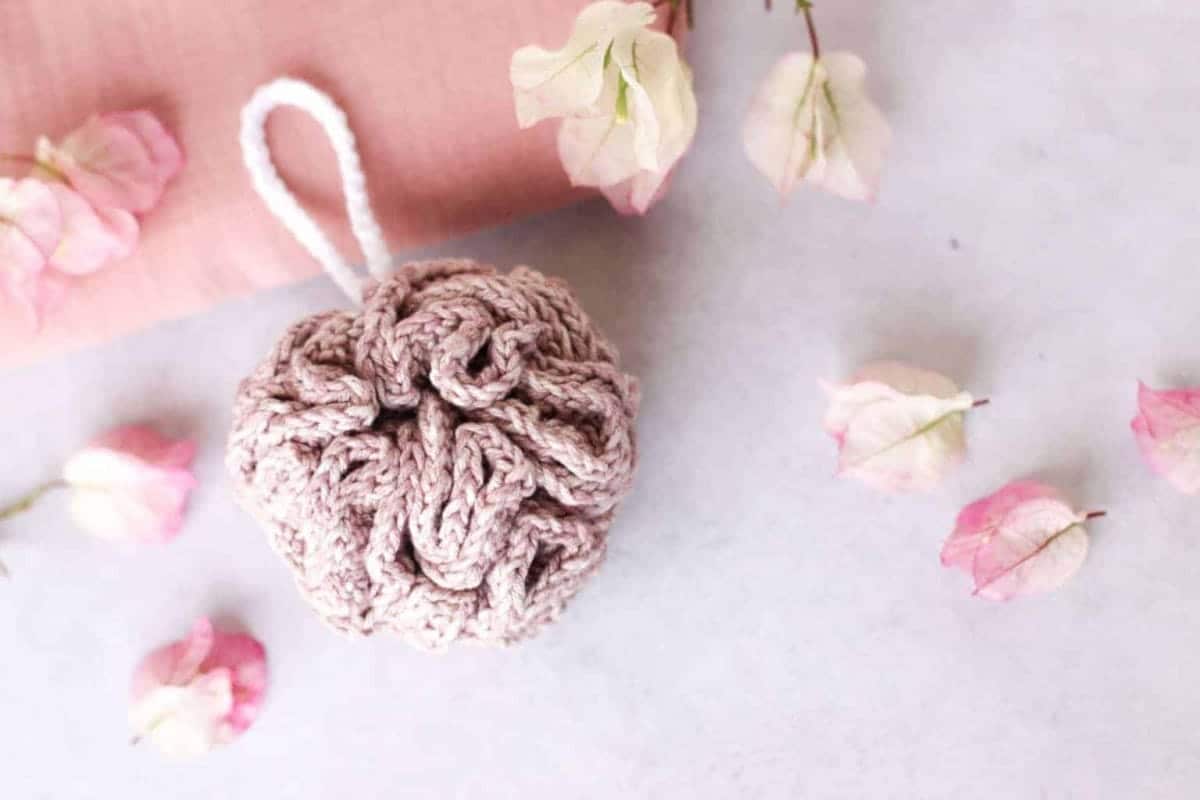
left=0, top=0, right=587, bottom=368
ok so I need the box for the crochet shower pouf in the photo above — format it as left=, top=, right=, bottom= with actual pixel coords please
left=226, top=259, right=640, bottom=648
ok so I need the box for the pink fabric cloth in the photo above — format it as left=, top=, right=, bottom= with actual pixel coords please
left=0, top=0, right=589, bottom=369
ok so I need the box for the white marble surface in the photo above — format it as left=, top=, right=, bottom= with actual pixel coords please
left=4, top=2, right=1200, bottom=797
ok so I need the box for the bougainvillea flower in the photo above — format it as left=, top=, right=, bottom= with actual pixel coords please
left=35, top=110, right=184, bottom=214
left=557, top=28, right=697, bottom=214
left=510, top=1, right=657, bottom=127
left=822, top=361, right=979, bottom=492
left=1131, top=381, right=1200, bottom=494
left=941, top=480, right=1100, bottom=600
left=46, top=183, right=139, bottom=276
left=129, top=618, right=268, bottom=759
left=512, top=1, right=697, bottom=214
left=0, top=177, right=64, bottom=326
left=61, top=425, right=197, bottom=543
left=744, top=51, right=890, bottom=201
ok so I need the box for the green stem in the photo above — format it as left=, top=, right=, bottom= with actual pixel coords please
left=0, top=480, right=66, bottom=522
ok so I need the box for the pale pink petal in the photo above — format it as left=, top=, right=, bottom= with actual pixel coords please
left=1132, top=381, right=1200, bottom=494
left=61, top=425, right=198, bottom=544
left=129, top=618, right=267, bottom=758
left=91, top=424, right=198, bottom=470
left=37, top=110, right=183, bottom=213
left=0, top=178, right=67, bottom=328
left=598, top=166, right=675, bottom=215
left=510, top=1, right=657, bottom=127
left=103, top=111, right=184, bottom=187
left=131, top=618, right=216, bottom=703
left=822, top=362, right=976, bottom=492
left=557, top=29, right=695, bottom=214
left=0, top=177, right=61, bottom=255
left=744, top=51, right=890, bottom=202
left=941, top=481, right=1062, bottom=573
left=45, top=183, right=139, bottom=275
left=942, top=481, right=1094, bottom=601
left=744, top=52, right=822, bottom=198
left=129, top=674, right=233, bottom=759
left=810, top=53, right=890, bottom=202
left=205, top=628, right=268, bottom=736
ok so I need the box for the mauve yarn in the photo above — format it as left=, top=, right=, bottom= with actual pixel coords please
left=226, top=259, right=640, bottom=648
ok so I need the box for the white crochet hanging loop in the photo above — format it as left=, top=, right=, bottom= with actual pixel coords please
left=240, top=78, right=393, bottom=304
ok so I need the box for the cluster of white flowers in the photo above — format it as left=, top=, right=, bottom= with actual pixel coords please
left=510, top=1, right=891, bottom=213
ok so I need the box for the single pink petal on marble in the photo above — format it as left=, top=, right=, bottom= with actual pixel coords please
left=942, top=481, right=1099, bottom=601
left=1132, top=381, right=1200, bottom=494
left=130, top=618, right=267, bottom=759
left=61, top=425, right=198, bottom=544
left=36, top=110, right=183, bottom=214
left=821, top=361, right=978, bottom=492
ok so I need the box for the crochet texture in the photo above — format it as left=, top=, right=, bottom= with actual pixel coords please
left=227, top=259, right=639, bottom=648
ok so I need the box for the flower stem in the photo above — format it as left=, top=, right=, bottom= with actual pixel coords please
left=802, top=5, right=821, bottom=61
left=0, top=480, right=66, bottom=522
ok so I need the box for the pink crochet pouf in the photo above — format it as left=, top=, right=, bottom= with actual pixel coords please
left=226, top=80, right=639, bottom=649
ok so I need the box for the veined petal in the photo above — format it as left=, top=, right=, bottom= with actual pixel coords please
left=744, top=51, right=890, bottom=202
left=511, top=0, right=656, bottom=128
left=822, top=361, right=976, bottom=492
left=559, top=29, right=697, bottom=214
left=942, top=482, right=1094, bottom=601
left=743, top=52, right=824, bottom=197
left=811, top=52, right=891, bottom=202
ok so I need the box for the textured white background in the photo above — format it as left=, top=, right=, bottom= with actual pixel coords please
left=3, top=2, right=1200, bottom=797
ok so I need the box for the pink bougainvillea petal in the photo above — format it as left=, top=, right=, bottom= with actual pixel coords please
left=61, top=425, right=198, bottom=544
left=822, top=361, right=978, bottom=492
left=103, top=111, right=185, bottom=186
left=1131, top=381, right=1200, bottom=494
left=941, top=481, right=1097, bottom=601
left=129, top=618, right=268, bottom=759
left=0, top=177, right=61, bottom=255
left=206, top=627, right=268, bottom=735
left=91, top=424, right=198, bottom=470
left=45, top=183, right=139, bottom=276
left=0, top=178, right=65, bottom=327
left=37, top=110, right=183, bottom=214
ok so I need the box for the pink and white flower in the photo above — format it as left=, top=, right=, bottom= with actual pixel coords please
left=511, top=1, right=697, bottom=214
left=744, top=51, right=890, bottom=202
left=822, top=361, right=980, bottom=492
left=129, top=618, right=268, bottom=759
left=941, top=480, right=1101, bottom=600
left=61, top=425, right=197, bottom=544
left=36, top=110, right=184, bottom=214
left=1131, top=381, right=1200, bottom=494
